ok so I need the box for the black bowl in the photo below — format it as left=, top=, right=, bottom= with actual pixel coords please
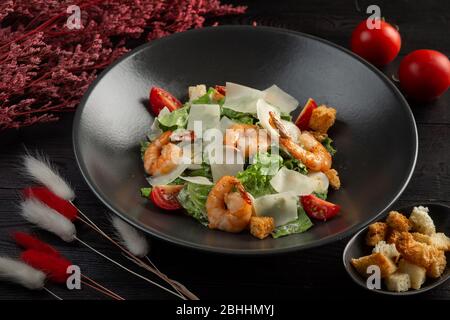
left=73, top=26, right=417, bottom=254
left=343, top=203, right=450, bottom=295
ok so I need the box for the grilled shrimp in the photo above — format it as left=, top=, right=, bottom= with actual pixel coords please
left=270, top=112, right=331, bottom=172
left=206, top=176, right=253, bottom=233
left=224, top=124, right=269, bottom=157
left=144, top=131, right=182, bottom=176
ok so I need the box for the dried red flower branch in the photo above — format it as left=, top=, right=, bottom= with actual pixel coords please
left=13, top=231, right=61, bottom=257
left=0, top=0, right=246, bottom=130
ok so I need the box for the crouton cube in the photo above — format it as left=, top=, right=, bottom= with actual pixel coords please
left=188, top=84, right=206, bottom=101
left=373, top=241, right=400, bottom=262
left=396, top=232, right=446, bottom=278
left=250, top=216, right=275, bottom=240
left=398, top=259, right=426, bottom=290
left=386, top=229, right=402, bottom=245
left=308, top=105, right=336, bottom=133
left=307, top=130, right=328, bottom=142
left=411, top=232, right=432, bottom=245
left=351, top=253, right=397, bottom=278
left=325, top=169, right=341, bottom=190
left=409, top=206, right=435, bottom=235
left=386, top=211, right=411, bottom=232
left=426, top=249, right=447, bottom=278
left=366, top=222, right=388, bottom=246
left=385, top=273, right=411, bottom=292
left=430, top=233, right=450, bottom=251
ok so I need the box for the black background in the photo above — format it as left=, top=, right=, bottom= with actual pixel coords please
left=0, top=0, right=448, bottom=300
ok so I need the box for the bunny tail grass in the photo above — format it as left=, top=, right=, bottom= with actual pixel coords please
left=0, top=257, right=46, bottom=290
left=111, top=217, right=149, bottom=258
left=20, top=198, right=76, bottom=242
left=23, top=153, right=75, bottom=200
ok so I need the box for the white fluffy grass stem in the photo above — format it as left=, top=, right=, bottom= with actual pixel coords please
left=43, top=287, right=63, bottom=300
left=74, top=236, right=186, bottom=300
left=23, top=153, right=75, bottom=200
left=111, top=217, right=149, bottom=258
left=75, top=205, right=196, bottom=299
left=20, top=198, right=76, bottom=242
left=0, top=257, right=45, bottom=290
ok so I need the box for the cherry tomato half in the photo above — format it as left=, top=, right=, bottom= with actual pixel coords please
left=351, top=19, right=401, bottom=67
left=150, top=185, right=184, bottom=210
left=399, top=49, right=450, bottom=102
left=300, top=194, right=340, bottom=221
left=149, top=87, right=182, bottom=115
left=294, top=98, right=318, bottom=130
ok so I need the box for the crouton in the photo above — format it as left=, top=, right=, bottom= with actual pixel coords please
left=411, top=232, right=432, bottom=245
left=386, top=229, right=402, bottom=245
left=386, top=211, right=411, bottom=232
left=413, top=232, right=450, bottom=251
left=385, top=272, right=411, bottom=292
left=430, top=233, right=450, bottom=251
left=308, top=105, right=336, bottom=133
left=366, top=222, right=388, bottom=246
left=325, top=169, right=341, bottom=190
left=250, top=216, right=275, bottom=240
left=351, top=253, right=397, bottom=278
left=396, top=232, right=441, bottom=270
left=409, top=206, right=435, bottom=235
left=398, top=259, right=427, bottom=290
left=188, top=84, right=206, bottom=101
left=307, top=130, right=328, bottom=142
left=426, top=249, right=447, bottom=278
left=373, top=241, right=400, bottom=262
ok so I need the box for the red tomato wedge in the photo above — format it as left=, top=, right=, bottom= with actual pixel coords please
left=149, top=87, right=182, bottom=115
left=294, top=98, right=318, bottom=130
left=300, top=194, right=340, bottom=221
left=214, top=85, right=226, bottom=95
left=150, top=185, right=184, bottom=210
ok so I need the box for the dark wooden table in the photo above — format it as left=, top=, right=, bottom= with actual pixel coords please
left=0, top=0, right=448, bottom=300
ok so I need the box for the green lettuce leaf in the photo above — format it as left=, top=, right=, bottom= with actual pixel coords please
left=157, top=106, right=189, bottom=130
left=140, top=187, right=152, bottom=198
left=282, top=157, right=308, bottom=175
left=322, top=136, right=337, bottom=156
left=177, top=182, right=212, bottom=226
left=280, top=112, right=292, bottom=121
left=237, top=153, right=282, bottom=198
left=192, top=88, right=214, bottom=104
left=140, top=141, right=150, bottom=160
left=183, top=164, right=213, bottom=180
left=272, top=207, right=313, bottom=238
left=221, top=107, right=257, bottom=125
left=313, top=191, right=328, bottom=200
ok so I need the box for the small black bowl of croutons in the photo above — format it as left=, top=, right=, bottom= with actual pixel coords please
left=343, top=203, right=450, bottom=295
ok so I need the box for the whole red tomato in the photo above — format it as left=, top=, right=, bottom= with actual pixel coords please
left=351, top=19, right=401, bottom=66
left=399, top=49, right=450, bottom=102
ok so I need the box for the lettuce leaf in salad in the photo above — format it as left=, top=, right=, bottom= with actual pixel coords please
left=183, top=163, right=213, bottom=180
left=280, top=112, right=292, bottom=121
left=177, top=182, right=212, bottom=226
left=140, top=141, right=150, bottom=160
left=157, top=105, right=189, bottom=130
left=140, top=187, right=152, bottom=198
left=191, top=87, right=224, bottom=105
left=322, top=136, right=337, bottom=156
left=282, top=157, right=308, bottom=175
left=237, top=152, right=282, bottom=198
left=313, top=191, right=328, bottom=200
left=221, top=107, right=257, bottom=125
left=271, top=207, right=313, bottom=238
